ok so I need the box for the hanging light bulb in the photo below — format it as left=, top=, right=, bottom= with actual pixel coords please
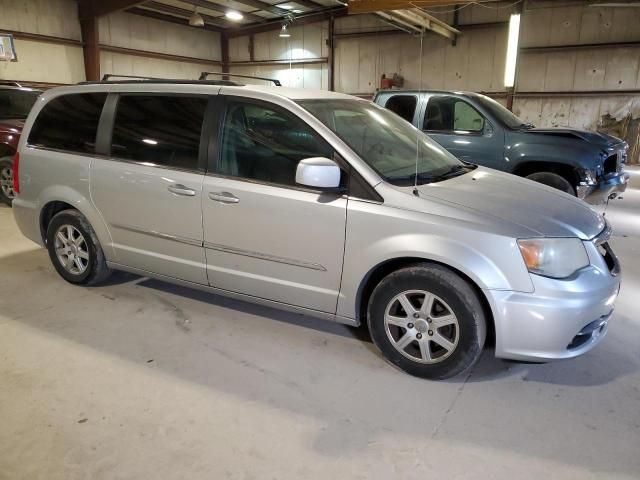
left=279, top=24, right=291, bottom=38
left=189, top=7, right=205, bottom=27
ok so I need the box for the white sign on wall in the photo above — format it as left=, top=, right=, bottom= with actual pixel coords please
left=0, top=33, right=17, bottom=62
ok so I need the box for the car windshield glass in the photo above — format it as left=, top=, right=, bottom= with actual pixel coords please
left=298, top=99, right=468, bottom=185
left=473, top=94, right=531, bottom=129
left=0, top=89, right=41, bottom=120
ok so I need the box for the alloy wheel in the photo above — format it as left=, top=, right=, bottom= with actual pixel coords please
left=0, top=165, right=14, bottom=200
left=384, top=290, right=460, bottom=364
left=54, top=225, right=90, bottom=275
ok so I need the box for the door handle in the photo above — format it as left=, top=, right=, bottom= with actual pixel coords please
left=209, top=191, right=239, bottom=204
left=167, top=184, right=196, bottom=196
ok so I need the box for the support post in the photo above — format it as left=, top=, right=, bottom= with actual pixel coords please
left=327, top=17, right=335, bottom=91
left=221, top=33, right=230, bottom=81
left=80, top=17, right=100, bottom=81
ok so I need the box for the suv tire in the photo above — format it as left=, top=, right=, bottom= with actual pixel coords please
left=367, top=263, right=486, bottom=380
left=526, top=171, right=575, bottom=195
left=46, top=209, right=112, bottom=285
left=0, top=157, right=15, bottom=206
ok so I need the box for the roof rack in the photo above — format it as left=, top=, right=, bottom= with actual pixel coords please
left=199, top=72, right=281, bottom=86
left=77, top=74, right=241, bottom=86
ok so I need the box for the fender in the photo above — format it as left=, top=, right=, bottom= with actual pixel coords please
left=337, top=230, right=534, bottom=321
left=36, top=184, right=116, bottom=260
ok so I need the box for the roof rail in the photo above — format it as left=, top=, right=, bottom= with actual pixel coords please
left=77, top=74, right=241, bottom=87
left=101, top=74, right=165, bottom=81
left=199, top=72, right=281, bottom=86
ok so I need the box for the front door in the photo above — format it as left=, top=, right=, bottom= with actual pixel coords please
left=91, top=93, right=209, bottom=284
left=202, top=96, right=347, bottom=313
left=423, top=95, right=504, bottom=169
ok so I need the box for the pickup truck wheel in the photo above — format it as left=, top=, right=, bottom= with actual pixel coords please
left=46, top=210, right=112, bottom=285
left=526, top=172, right=575, bottom=195
left=367, top=264, right=486, bottom=380
left=0, top=157, right=15, bottom=206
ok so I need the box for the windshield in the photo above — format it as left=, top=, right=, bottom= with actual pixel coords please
left=0, top=89, right=41, bottom=120
left=299, top=99, right=467, bottom=185
left=473, top=94, right=531, bottom=129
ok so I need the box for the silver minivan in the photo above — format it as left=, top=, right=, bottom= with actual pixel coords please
left=12, top=80, right=621, bottom=379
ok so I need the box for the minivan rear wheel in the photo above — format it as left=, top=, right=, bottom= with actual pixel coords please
left=367, top=264, right=486, bottom=380
left=46, top=210, right=111, bottom=285
left=0, top=157, right=15, bottom=206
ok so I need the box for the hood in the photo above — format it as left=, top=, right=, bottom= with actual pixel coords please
left=0, top=118, right=24, bottom=133
left=410, top=167, right=605, bottom=240
left=525, top=127, right=623, bottom=148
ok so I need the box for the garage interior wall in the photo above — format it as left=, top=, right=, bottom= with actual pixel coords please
left=0, top=0, right=221, bottom=84
left=0, top=0, right=85, bottom=84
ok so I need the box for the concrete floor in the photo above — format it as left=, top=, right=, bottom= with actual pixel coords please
left=1, top=169, right=639, bottom=480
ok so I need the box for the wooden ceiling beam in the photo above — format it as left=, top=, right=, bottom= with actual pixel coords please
left=79, top=0, right=147, bottom=19
left=349, top=0, right=492, bottom=14
left=177, top=0, right=264, bottom=22
left=127, top=6, right=223, bottom=31
left=142, top=1, right=232, bottom=28
left=225, top=6, right=347, bottom=37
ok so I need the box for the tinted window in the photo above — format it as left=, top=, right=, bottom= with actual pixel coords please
left=423, top=96, right=485, bottom=133
left=218, top=100, right=333, bottom=187
left=384, top=95, right=417, bottom=123
left=28, top=93, right=106, bottom=153
left=111, top=95, right=207, bottom=171
left=0, top=88, right=41, bottom=120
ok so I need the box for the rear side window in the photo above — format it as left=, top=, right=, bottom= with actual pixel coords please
left=424, top=96, right=485, bottom=133
left=28, top=93, right=107, bottom=154
left=111, top=95, right=207, bottom=171
left=384, top=95, right=417, bottom=123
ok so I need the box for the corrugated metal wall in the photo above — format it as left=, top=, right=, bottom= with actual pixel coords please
left=0, top=0, right=84, bottom=83
left=0, top=0, right=221, bottom=83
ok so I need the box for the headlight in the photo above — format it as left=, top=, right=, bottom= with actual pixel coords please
left=577, top=168, right=597, bottom=186
left=517, top=238, right=589, bottom=279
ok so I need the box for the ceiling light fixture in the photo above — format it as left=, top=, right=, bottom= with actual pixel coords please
left=279, top=5, right=293, bottom=9
left=279, top=24, right=291, bottom=38
left=504, top=13, right=521, bottom=87
left=225, top=10, right=243, bottom=21
left=189, top=8, right=205, bottom=27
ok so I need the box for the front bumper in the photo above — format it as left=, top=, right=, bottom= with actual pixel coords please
left=486, top=239, right=620, bottom=362
left=577, top=171, right=629, bottom=204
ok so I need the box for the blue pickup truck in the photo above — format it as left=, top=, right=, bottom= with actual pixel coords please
left=374, top=90, right=629, bottom=204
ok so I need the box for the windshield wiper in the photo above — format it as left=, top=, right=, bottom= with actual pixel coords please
left=387, top=164, right=475, bottom=186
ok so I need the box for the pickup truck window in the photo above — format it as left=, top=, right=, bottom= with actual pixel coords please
left=384, top=95, right=417, bottom=123
left=299, top=99, right=466, bottom=185
left=473, top=94, right=530, bottom=130
left=424, top=96, right=485, bottom=133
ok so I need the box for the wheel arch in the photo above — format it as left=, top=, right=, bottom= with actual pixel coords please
left=512, top=160, right=579, bottom=186
left=37, top=187, right=114, bottom=259
left=355, top=256, right=496, bottom=348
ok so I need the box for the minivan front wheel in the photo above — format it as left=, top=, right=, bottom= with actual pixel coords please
left=367, top=264, right=486, bottom=379
left=0, top=157, right=15, bottom=205
left=46, top=209, right=111, bottom=285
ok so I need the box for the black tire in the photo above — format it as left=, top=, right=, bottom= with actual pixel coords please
left=367, top=263, right=486, bottom=380
left=0, top=157, right=15, bottom=206
left=46, top=209, right=112, bottom=285
left=526, top=171, right=575, bottom=195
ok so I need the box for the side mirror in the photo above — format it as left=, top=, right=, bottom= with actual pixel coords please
left=295, top=157, right=342, bottom=190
